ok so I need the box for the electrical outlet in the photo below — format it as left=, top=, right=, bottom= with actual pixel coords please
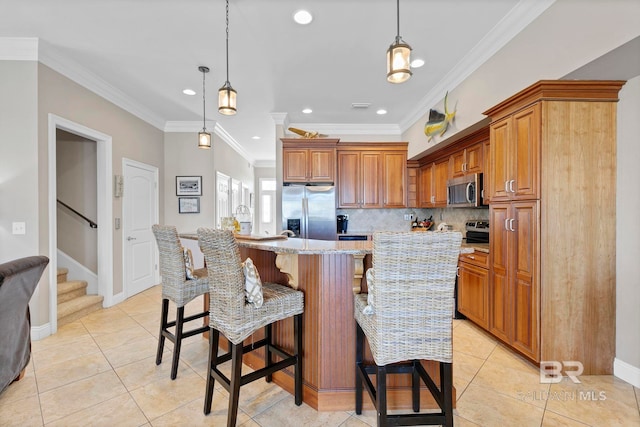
left=12, top=222, right=26, bottom=235
left=403, top=214, right=410, bottom=220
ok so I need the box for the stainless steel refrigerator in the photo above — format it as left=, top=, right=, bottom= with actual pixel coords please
left=282, top=185, right=336, bottom=240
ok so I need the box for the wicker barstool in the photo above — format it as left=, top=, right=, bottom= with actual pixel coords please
left=197, top=228, right=304, bottom=427
left=152, top=225, right=209, bottom=380
left=354, top=231, right=462, bottom=427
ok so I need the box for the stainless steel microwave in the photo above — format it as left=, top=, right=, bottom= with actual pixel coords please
left=447, top=173, right=483, bottom=208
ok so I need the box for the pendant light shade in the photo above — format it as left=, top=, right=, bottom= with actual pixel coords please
left=387, top=0, right=412, bottom=84
left=219, top=0, right=237, bottom=115
left=198, top=66, right=212, bottom=149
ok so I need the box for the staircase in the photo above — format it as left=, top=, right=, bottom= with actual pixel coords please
left=57, top=267, right=104, bottom=326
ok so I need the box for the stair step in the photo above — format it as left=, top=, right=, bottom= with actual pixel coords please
left=57, top=280, right=88, bottom=303
left=58, top=295, right=104, bottom=326
left=57, top=268, right=68, bottom=284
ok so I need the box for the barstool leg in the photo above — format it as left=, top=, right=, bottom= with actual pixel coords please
left=412, top=360, right=420, bottom=412
left=227, top=342, right=243, bottom=427
left=355, top=323, right=364, bottom=415
left=156, top=299, right=169, bottom=365
left=265, top=323, right=273, bottom=382
left=204, top=328, right=219, bottom=415
left=294, top=313, right=303, bottom=406
left=377, top=365, right=388, bottom=427
left=441, top=362, right=454, bottom=427
left=170, top=306, right=185, bottom=380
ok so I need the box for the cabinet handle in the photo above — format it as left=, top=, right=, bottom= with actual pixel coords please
left=431, top=195, right=435, bottom=204
left=509, top=218, right=515, bottom=232
left=504, top=180, right=509, bottom=193
left=456, top=266, right=460, bottom=277
left=509, top=180, right=515, bottom=193
left=468, top=255, right=475, bottom=259
left=504, top=218, right=509, bottom=231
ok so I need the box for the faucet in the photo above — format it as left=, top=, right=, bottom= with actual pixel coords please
left=280, top=230, right=295, bottom=237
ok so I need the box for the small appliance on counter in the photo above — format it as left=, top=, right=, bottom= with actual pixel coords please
left=337, top=214, right=349, bottom=234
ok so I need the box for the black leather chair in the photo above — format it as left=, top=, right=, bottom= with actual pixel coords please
left=0, top=256, right=49, bottom=395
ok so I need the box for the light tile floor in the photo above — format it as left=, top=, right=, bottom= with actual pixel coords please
left=1, top=285, right=639, bottom=426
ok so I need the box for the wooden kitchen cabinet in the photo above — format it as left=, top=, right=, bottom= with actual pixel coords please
left=488, top=104, right=539, bottom=201
left=482, top=140, right=491, bottom=205
left=457, top=251, right=489, bottom=329
left=417, top=157, right=448, bottom=207
left=337, top=143, right=407, bottom=208
left=283, top=148, right=335, bottom=183
left=489, top=201, right=539, bottom=359
left=450, top=142, right=483, bottom=178
left=483, top=80, right=624, bottom=373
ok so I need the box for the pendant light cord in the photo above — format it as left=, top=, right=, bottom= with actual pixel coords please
left=396, top=0, right=401, bottom=42
left=225, top=0, right=230, bottom=84
left=202, top=69, right=206, bottom=130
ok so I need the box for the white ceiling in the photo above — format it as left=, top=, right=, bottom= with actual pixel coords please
left=0, top=0, right=553, bottom=164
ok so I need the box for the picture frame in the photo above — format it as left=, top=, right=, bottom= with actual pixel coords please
left=176, top=176, right=202, bottom=196
left=178, top=197, right=200, bottom=214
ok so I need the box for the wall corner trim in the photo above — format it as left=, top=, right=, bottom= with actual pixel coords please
left=30, top=323, right=51, bottom=341
left=613, top=357, right=640, bottom=389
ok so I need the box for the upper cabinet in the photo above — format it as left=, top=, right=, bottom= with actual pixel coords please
left=450, top=142, right=483, bottom=178
left=488, top=104, right=540, bottom=202
left=282, top=139, right=339, bottom=183
left=337, top=143, right=408, bottom=209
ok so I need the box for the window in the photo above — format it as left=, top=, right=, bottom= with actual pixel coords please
left=259, top=178, right=276, bottom=235
left=216, top=172, right=230, bottom=228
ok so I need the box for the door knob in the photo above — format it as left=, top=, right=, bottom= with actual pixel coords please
left=127, top=236, right=137, bottom=241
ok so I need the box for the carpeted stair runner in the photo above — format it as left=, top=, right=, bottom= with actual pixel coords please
left=57, top=267, right=103, bottom=326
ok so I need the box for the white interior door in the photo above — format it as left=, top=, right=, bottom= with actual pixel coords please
left=123, top=159, right=158, bottom=297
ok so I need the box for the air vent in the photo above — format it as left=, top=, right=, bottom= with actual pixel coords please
left=351, top=103, right=371, bottom=109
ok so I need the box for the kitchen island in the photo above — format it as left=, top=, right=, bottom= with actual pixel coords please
left=181, top=234, right=461, bottom=411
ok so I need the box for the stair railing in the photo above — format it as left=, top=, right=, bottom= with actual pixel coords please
left=56, top=199, right=98, bottom=229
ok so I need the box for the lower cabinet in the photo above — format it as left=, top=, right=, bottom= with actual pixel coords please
left=457, top=251, right=489, bottom=329
left=489, top=201, right=539, bottom=361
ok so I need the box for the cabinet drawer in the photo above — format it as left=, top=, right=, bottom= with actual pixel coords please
left=459, top=251, right=489, bottom=268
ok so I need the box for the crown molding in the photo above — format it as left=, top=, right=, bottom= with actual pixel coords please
left=37, top=40, right=166, bottom=130
left=287, top=122, right=401, bottom=136
left=164, top=120, right=216, bottom=132
left=399, top=0, right=556, bottom=133
left=270, top=112, right=289, bottom=127
left=213, top=122, right=255, bottom=165
left=0, top=37, right=38, bottom=60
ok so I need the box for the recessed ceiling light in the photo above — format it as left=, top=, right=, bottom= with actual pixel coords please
left=376, top=109, right=387, bottom=115
left=252, top=136, right=260, bottom=140
left=302, top=108, right=313, bottom=114
left=411, top=59, right=425, bottom=68
left=183, top=88, right=196, bottom=95
left=293, top=10, right=313, bottom=25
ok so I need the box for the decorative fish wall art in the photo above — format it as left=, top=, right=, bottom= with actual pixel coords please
left=424, top=91, right=456, bottom=141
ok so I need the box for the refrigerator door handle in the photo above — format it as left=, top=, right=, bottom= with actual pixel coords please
left=302, top=197, right=308, bottom=239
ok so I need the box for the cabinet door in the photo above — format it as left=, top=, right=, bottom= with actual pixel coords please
left=489, top=203, right=511, bottom=343
left=511, top=201, right=539, bottom=360
left=283, top=149, right=309, bottom=182
left=482, top=140, right=491, bottom=205
left=418, top=163, right=433, bottom=207
left=512, top=105, right=540, bottom=200
left=383, top=152, right=406, bottom=207
left=433, top=158, right=449, bottom=207
left=361, top=152, right=383, bottom=208
left=465, top=143, right=483, bottom=175
left=309, top=149, right=335, bottom=182
left=450, top=149, right=466, bottom=178
left=489, top=118, right=511, bottom=201
left=337, top=151, right=360, bottom=208
left=458, top=262, right=489, bottom=329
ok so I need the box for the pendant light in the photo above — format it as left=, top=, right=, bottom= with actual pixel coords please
left=218, top=0, right=237, bottom=115
left=198, top=66, right=212, bottom=149
left=386, top=0, right=412, bottom=84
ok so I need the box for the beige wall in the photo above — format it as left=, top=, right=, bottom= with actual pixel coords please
left=616, top=75, right=640, bottom=370
left=36, top=63, right=164, bottom=324
left=56, top=130, right=98, bottom=272
left=163, top=132, right=254, bottom=233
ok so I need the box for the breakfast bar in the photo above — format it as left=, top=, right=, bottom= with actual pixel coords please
left=182, top=234, right=462, bottom=411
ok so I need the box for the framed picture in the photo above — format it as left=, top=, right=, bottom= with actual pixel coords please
left=178, top=197, right=200, bottom=214
left=176, top=176, right=202, bottom=196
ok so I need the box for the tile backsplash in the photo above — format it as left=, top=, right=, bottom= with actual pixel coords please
left=337, top=207, right=489, bottom=237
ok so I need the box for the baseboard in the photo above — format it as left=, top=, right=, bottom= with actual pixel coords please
left=57, top=249, right=98, bottom=294
left=108, top=291, right=125, bottom=307
left=31, top=323, right=51, bottom=341
left=614, top=357, right=640, bottom=388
